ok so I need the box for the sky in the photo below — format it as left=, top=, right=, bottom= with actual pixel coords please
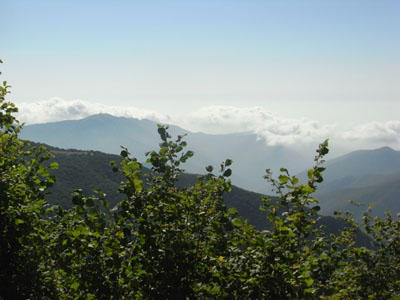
left=1, top=0, right=400, bottom=155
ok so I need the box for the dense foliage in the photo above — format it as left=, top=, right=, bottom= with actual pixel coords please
left=1, top=69, right=400, bottom=299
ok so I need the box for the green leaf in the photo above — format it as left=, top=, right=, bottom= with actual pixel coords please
left=15, top=219, right=24, bottom=225
left=137, top=270, right=147, bottom=276
left=206, top=165, right=213, bottom=173
left=134, top=178, right=143, bottom=191
left=49, top=162, right=58, bottom=169
left=305, top=278, right=314, bottom=287
left=120, top=150, right=128, bottom=158
left=232, top=218, right=243, bottom=227
left=159, top=146, right=168, bottom=155
left=157, top=126, right=167, bottom=141
left=278, top=175, right=289, bottom=184
left=223, top=168, right=232, bottom=177
left=303, top=184, right=315, bottom=194
left=70, top=282, right=79, bottom=291
left=225, top=159, right=233, bottom=166
left=311, top=206, right=320, bottom=213
left=227, top=207, right=238, bottom=215
left=105, top=247, right=113, bottom=256
left=115, top=231, right=124, bottom=238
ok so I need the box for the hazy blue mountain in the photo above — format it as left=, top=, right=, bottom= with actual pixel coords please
left=298, top=146, right=400, bottom=185
left=21, top=114, right=187, bottom=162
left=316, top=172, right=400, bottom=220
left=322, top=146, right=400, bottom=184
left=20, top=114, right=312, bottom=193
left=296, top=147, right=400, bottom=220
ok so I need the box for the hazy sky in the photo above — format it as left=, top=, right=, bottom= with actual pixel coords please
left=1, top=0, right=400, bottom=153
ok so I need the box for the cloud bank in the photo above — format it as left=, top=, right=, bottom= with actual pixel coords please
left=14, top=98, right=400, bottom=150
left=180, top=106, right=335, bottom=146
left=343, top=121, right=400, bottom=146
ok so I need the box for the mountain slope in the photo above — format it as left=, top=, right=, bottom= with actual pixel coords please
left=21, top=114, right=311, bottom=193
left=296, top=147, right=400, bottom=219
left=323, top=146, right=400, bottom=183
left=38, top=143, right=270, bottom=229
left=35, top=142, right=371, bottom=247
left=316, top=172, right=400, bottom=220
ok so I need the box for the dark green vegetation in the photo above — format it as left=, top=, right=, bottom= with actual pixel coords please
left=39, top=142, right=370, bottom=246
left=2, top=74, right=400, bottom=299
left=37, top=143, right=269, bottom=229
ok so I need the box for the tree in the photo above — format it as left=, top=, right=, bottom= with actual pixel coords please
left=0, top=63, right=57, bottom=299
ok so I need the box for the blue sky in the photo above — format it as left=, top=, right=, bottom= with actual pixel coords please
left=1, top=0, right=400, bottom=152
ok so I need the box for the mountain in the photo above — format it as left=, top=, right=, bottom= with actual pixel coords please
left=21, top=114, right=184, bottom=162
left=316, top=172, right=400, bottom=219
left=297, top=147, right=400, bottom=220
left=321, top=146, right=400, bottom=184
left=22, top=115, right=400, bottom=222
left=38, top=142, right=272, bottom=230
left=20, top=114, right=312, bottom=193
left=37, top=142, right=370, bottom=247
left=36, top=142, right=265, bottom=226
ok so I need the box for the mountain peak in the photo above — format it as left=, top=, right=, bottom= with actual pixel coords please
left=375, top=146, right=396, bottom=152
left=83, top=113, right=128, bottom=120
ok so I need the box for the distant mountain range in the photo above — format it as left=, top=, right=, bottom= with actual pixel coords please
left=297, top=146, right=400, bottom=220
left=21, top=114, right=400, bottom=220
left=20, top=114, right=312, bottom=193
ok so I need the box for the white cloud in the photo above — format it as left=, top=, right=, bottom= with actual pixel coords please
left=15, top=98, right=400, bottom=150
left=343, top=121, right=400, bottom=146
left=178, top=106, right=335, bottom=146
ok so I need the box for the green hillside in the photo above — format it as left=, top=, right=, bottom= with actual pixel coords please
left=39, top=142, right=271, bottom=230
left=30, top=142, right=370, bottom=247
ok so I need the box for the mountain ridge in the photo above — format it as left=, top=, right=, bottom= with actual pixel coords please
left=20, top=113, right=312, bottom=193
left=28, top=140, right=371, bottom=247
left=301, top=147, right=400, bottom=220
left=20, top=114, right=400, bottom=220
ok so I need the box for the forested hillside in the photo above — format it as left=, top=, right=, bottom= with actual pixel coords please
left=35, top=142, right=369, bottom=245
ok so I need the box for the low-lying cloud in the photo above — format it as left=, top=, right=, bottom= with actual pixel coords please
left=14, top=98, right=400, bottom=150
left=15, top=99, right=335, bottom=147
left=343, top=121, right=400, bottom=146
left=180, top=106, right=335, bottom=146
